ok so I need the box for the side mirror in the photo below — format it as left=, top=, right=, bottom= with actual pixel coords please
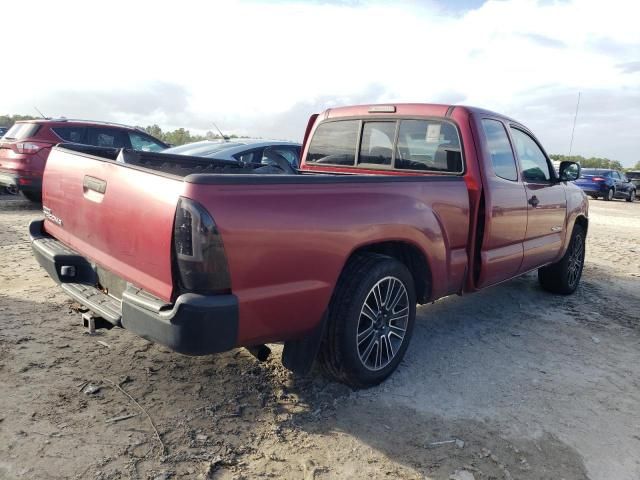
left=559, top=161, right=581, bottom=182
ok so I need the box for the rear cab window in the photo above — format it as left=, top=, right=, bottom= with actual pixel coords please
left=306, top=120, right=359, bottom=166
left=306, top=118, right=463, bottom=174
left=3, top=123, right=41, bottom=141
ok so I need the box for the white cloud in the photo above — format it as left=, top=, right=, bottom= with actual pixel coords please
left=1, top=0, right=638, bottom=164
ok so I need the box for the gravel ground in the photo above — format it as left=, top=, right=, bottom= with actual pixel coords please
left=0, top=193, right=639, bottom=480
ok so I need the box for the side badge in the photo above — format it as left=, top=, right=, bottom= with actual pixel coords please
left=43, top=206, right=63, bottom=227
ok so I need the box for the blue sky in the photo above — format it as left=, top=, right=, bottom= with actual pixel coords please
left=2, top=0, right=638, bottom=165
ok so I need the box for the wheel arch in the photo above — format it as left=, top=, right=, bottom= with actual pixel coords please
left=574, top=214, right=588, bottom=235
left=347, top=241, right=432, bottom=304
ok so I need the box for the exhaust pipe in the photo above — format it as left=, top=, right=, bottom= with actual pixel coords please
left=246, top=344, right=271, bottom=362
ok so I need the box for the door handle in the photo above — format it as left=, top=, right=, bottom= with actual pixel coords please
left=528, top=195, right=539, bottom=208
left=83, top=175, right=107, bottom=203
left=83, top=175, right=107, bottom=194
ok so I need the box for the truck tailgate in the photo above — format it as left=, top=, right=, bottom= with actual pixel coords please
left=41, top=147, right=183, bottom=302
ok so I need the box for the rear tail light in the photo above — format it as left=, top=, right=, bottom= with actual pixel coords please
left=173, top=197, right=231, bottom=294
left=592, top=177, right=605, bottom=182
left=14, top=142, right=48, bottom=154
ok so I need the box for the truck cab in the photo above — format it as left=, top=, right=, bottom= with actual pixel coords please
left=299, top=104, right=588, bottom=292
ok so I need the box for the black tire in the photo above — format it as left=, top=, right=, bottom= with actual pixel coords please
left=318, top=253, right=416, bottom=388
left=589, top=195, right=598, bottom=200
left=603, top=188, right=614, bottom=201
left=626, top=190, right=636, bottom=203
left=538, top=224, right=586, bottom=295
left=21, top=190, right=42, bottom=203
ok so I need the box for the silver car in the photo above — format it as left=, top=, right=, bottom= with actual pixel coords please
left=163, top=139, right=301, bottom=168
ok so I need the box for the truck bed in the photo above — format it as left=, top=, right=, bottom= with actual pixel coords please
left=38, top=145, right=469, bottom=346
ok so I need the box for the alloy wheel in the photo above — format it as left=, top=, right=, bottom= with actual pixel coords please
left=567, top=233, right=584, bottom=288
left=357, top=276, right=409, bottom=371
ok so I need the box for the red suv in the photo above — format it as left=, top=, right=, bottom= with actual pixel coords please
left=0, top=119, right=168, bottom=202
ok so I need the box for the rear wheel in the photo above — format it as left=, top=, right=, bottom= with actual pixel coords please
left=603, top=188, right=614, bottom=201
left=626, top=190, right=636, bottom=202
left=21, top=190, right=42, bottom=203
left=538, top=224, right=585, bottom=294
left=318, top=253, right=416, bottom=388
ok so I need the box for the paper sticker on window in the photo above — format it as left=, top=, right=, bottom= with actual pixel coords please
left=426, top=123, right=441, bottom=143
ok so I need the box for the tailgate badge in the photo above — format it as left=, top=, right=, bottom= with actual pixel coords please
left=43, top=206, right=63, bottom=227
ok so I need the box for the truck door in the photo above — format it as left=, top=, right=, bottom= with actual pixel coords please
left=509, top=127, right=567, bottom=273
left=475, top=119, right=528, bottom=288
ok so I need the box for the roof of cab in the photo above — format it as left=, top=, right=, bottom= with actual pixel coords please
left=321, top=103, right=518, bottom=123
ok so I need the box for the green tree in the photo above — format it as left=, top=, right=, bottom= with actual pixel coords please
left=140, top=124, right=247, bottom=146
left=0, top=114, right=39, bottom=127
left=143, top=124, right=164, bottom=140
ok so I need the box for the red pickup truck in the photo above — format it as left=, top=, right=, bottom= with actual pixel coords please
left=30, top=104, right=588, bottom=388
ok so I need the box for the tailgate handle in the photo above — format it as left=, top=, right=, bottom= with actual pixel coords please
left=83, top=176, right=107, bottom=194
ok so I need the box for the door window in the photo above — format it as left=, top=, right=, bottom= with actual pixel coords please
left=87, top=128, right=128, bottom=148
left=358, top=122, right=395, bottom=166
left=129, top=132, right=166, bottom=152
left=306, top=120, right=359, bottom=166
left=613, top=171, right=621, bottom=180
left=482, top=119, right=517, bottom=181
left=510, top=128, right=552, bottom=182
left=52, top=126, right=86, bottom=143
left=234, top=148, right=262, bottom=164
left=262, top=147, right=299, bottom=167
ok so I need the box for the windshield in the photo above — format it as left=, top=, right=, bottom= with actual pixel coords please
left=2, top=123, right=41, bottom=141
left=163, top=141, right=244, bottom=156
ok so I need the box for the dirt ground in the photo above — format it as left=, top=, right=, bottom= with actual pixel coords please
left=0, top=193, right=639, bottom=480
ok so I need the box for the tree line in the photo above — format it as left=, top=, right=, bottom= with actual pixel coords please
left=140, top=124, right=246, bottom=145
left=549, top=154, right=639, bottom=171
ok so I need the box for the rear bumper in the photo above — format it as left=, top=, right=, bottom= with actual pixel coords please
left=29, top=220, right=238, bottom=355
left=0, top=170, right=42, bottom=192
left=575, top=183, right=606, bottom=196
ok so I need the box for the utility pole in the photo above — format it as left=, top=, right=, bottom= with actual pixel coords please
left=568, top=92, right=581, bottom=156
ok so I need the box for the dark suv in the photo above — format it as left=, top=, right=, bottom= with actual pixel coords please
left=0, top=119, right=168, bottom=202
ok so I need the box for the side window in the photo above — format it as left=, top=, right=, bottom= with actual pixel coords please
left=358, top=121, right=395, bottom=166
left=613, top=171, right=621, bottom=180
left=52, top=126, right=86, bottom=143
left=395, top=120, right=462, bottom=172
left=129, top=132, right=165, bottom=152
left=510, top=128, right=551, bottom=182
left=262, top=147, right=299, bottom=167
left=306, top=120, right=359, bottom=166
left=481, top=119, right=518, bottom=181
left=87, top=128, right=127, bottom=148
left=234, top=149, right=261, bottom=164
